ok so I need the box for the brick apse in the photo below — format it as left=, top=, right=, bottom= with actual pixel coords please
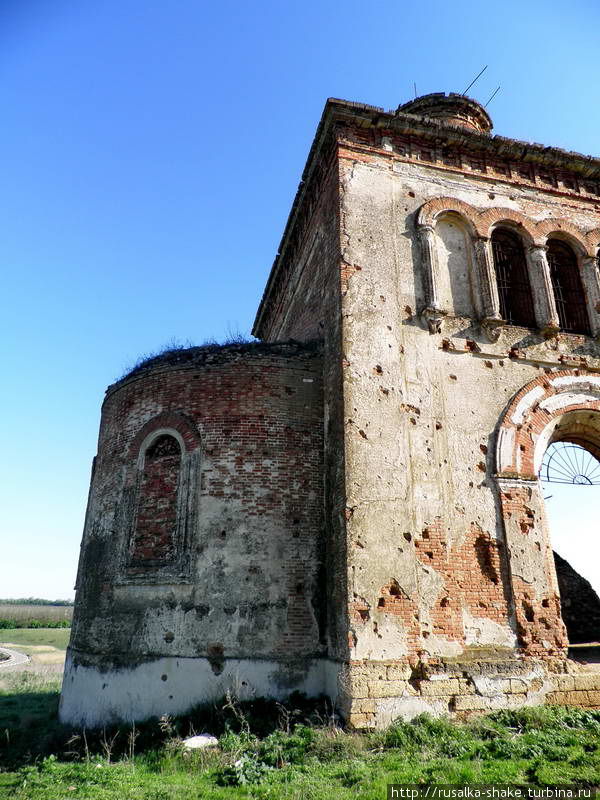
left=60, top=93, right=600, bottom=728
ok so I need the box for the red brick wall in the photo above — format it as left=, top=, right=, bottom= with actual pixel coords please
left=71, top=343, right=325, bottom=663
left=253, top=140, right=350, bottom=660
left=350, top=521, right=511, bottom=658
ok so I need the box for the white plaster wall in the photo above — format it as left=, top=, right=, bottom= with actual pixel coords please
left=338, top=154, right=598, bottom=660
left=59, top=649, right=341, bottom=728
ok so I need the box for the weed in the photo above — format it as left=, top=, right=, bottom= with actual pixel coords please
left=218, top=753, right=273, bottom=786
left=380, top=713, right=482, bottom=758
left=259, top=725, right=316, bottom=767
left=307, top=727, right=366, bottom=762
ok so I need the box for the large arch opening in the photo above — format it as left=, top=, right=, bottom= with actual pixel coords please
left=537, top=411, right=600, bottom=655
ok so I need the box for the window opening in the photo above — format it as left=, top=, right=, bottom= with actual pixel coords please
left=491, top=229, right=536, bottom=327
left=547, top=239, right=590, bottom=335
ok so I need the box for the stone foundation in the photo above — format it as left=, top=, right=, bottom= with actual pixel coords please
left=338, top=656, right=600, bottom=728
left=60, top=646, right=600, bottom=730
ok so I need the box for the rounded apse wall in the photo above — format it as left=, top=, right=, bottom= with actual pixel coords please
left=61, top=341, right=326, bottom=726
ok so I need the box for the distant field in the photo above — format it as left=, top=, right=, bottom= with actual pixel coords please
left=0, top=628, right=71, bottom=650
left=0, top=603, right=73, bottom=628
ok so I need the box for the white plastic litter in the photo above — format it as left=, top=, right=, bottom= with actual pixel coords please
left=182, top=734, right=219, bottom=749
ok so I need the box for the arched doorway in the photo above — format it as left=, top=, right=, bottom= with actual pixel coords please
left=537, top=415, right=600, bottom=654
left=495, top=373, right=600, bottom=657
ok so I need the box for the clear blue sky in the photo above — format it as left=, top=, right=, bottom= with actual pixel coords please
left=2, top=0, right=600, bottom=600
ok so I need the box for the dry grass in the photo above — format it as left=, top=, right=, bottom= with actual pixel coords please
left=0, top=663, right=63, bottom=694
left=0, top=604, right=73, bottom=625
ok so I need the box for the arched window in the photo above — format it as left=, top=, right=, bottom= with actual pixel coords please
left=130, top=434, right=181, bottom=564
left=547, top=239, right=590, bottom=335
left=491, top=228, right=536, bottom=327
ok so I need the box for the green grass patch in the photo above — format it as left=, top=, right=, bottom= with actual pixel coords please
left=0, top=628, right=71, bottom=650
left=1, top=679, right=599, bottom=799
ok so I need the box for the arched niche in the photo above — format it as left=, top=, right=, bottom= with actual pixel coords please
left=120, top=416, right=202, bottom=583
left=130, top=433, right=182, bottom=565
left=434, top=211, right=477, bottom=317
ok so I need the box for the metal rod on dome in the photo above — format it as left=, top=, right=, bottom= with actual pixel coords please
left=484, top=86, right=501, bottom=108
left=461, top=65, right=487, bottom=96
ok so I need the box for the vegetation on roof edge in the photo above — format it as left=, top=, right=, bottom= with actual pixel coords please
left=116, top=335, right=321, bottom=382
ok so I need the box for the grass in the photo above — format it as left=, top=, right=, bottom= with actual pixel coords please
left=0, top=673, right=599, bottom=800
left=0, top=628, right=71, bottom=651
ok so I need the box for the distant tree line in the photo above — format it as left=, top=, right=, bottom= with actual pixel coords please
left=0, top=598, right=74, bottom=606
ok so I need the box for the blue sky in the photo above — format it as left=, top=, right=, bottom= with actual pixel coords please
left=2, top=0, right=600, bottom=600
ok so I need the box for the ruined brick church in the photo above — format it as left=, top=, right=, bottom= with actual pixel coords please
left=60, top=92, right=600, bottom=728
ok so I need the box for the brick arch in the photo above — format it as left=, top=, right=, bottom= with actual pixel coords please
left=128, top=411, right=202, bottom=459
left=416, top=197, right=481, bottom=236
left=496, top=370, right=600, bottom=479
left=477, top=207, right=537, bottom=243
left=585, top=227, right=600, bottom=254
left=534, top=219, right=592, bottom=257
left=493, top=370, right=600, bottom=656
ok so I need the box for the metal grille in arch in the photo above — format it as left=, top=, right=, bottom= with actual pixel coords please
left=540, top=442, right=600, bottom=485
